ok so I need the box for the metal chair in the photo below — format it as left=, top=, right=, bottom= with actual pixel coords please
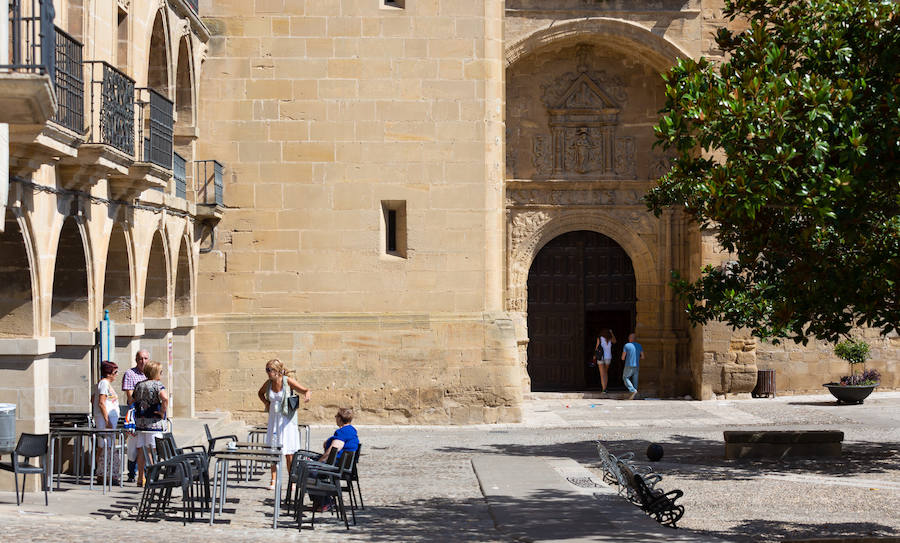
left=0, top=433, right=49, bottom=506
left=136, top=456, right=192, bottom=525
left=337, top=449, right=359, bottom=524
left=292, top=456, right=349, bottom=531
left=285, top=448, right=334, bottom=508
left=203, top=423, right=238, bottom=454
left=345, top=443, right=364, bottom=510
left=156, top=435, right=210, bottom=516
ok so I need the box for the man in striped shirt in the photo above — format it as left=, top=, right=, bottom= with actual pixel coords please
left=122, top=350, right=149, bottom=482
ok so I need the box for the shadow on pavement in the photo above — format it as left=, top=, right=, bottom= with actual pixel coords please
left=439, top=436, right=900, bottom=479
left=701, top=519, right=900, bottom=543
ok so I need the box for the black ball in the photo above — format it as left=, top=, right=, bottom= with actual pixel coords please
left=646, top=443, right=664, bottom=462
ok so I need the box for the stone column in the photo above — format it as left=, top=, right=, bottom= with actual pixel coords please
left=0, top=337, right=54, bottom=491
left=172, top=316, right=196, bottom=418
left=142, top=318, right=175, bottom=414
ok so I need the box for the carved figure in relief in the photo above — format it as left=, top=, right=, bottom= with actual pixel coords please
left=570, top=128, right=595, bottom=174
left=532, top=135, right=551, bottom=176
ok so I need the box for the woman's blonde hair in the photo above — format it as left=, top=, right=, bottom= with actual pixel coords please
left=265, top=358, right=296, bottom=378
left=144, top=360, right=162, bottom=380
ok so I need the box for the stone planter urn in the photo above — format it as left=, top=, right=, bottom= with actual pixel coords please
left=823, top=382, right=878, bottom=404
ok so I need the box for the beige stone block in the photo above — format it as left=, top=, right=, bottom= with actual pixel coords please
left=310, top=121, right=356, bottom=141
left=361, top=17, right=381, bottom=37
left=259, top=162, right=313, bottom=182
left=225, top=251, right=261, bottom=272
left=319, top=80, right=358, bottom=99
left=225, top=38, right=261, bottom=57
left=283, top=141, right=335, bottom=162
left=327, top=17, right=361, bottom=37
left=271, top=17, right=291, bottom=36
left=245, top=79, right=293, bottom=100
left=261, top=37, right=307, bottom=58
left=358, top=38, right=404, bottom=58
left=404, top=38, right=428, bottom=58
left=306, top=38, right=334, bottom=57
left=334, top=38, right=361, bottom=58
left=290, top=16, right=326, bottom=37
left=268, top=120, right=310, bottom=141
left=253, top=100, right=279, bottom=120
left=439, top=59, right=464, bottom=80
left=283, top=184, right=331, bottom=209
left=274, top=58, right=327, bottom=79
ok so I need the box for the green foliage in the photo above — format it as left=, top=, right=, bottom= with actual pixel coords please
left=833, top=339, right=871, bottom=366
left=647, top=0, right=900, bottom=344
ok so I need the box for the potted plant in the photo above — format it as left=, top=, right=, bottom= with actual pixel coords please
left=824, top=339, right=880, bottom=404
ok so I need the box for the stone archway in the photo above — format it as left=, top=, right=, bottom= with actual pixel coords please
left=527, top=230, right=636, bottom=391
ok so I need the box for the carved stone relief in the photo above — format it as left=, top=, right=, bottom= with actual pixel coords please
left=519, top=43, right=638, bottom=179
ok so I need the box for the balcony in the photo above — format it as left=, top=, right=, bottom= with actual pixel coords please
left=136, top=88, right=174, bottom=171
left=195, top=159, right=224, bottom=222
left=173, top=152, right=187, bottom=199
left=57, top=61, right=135, bottom=189
left=8, top=25, right=85, bottom=176
left=0, top=0, right=57, bottom=125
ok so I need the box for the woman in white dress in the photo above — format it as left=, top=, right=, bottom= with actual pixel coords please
left=594, top=329, right=616, bottom=394
left=257, top=358, right=311, bottom=489
left=92, top=361, right=121, bottom=483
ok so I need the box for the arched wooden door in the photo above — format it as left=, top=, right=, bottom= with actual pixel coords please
left=527, top=230, right=636, bottom=390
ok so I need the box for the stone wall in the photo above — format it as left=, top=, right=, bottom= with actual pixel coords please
left=195, top=0, right=518, bottom=423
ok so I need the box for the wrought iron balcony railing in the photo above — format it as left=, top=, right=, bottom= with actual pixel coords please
left=2, top=0, right=55, bottom=76
left=135, top=87, right=173, bottom=170
left=84, top=61, right=134, bottom=156
left=173, top=152, right=187, bottom=199
left=52, top=26, right=83, bottom=133
left=195, top=160, right=223, bottom=206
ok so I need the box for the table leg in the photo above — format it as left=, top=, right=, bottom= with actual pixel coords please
left=273, top=455, right=282, bottom=529
left=48, top=435, right=55, bottom=493
left=89, top=434, right=96, bottom=490
left=209, top=459, right=219, bottom=525
left=220, top=460, right=228, bottom=515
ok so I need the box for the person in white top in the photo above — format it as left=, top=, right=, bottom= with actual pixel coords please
left=92, top=361, right=121, bottom=483
left=257, top=358, right=311, bottom=490
left=594, top=329, right=616, bottom=394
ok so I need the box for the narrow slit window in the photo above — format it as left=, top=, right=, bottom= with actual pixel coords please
left=381, top=201, right=407, bottom=258
left=386, top=209, right=397, bottom=253
left=383, top=0, right=405, bottom=9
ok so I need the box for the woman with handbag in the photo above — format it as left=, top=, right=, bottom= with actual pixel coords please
left=258, top=358, right=311, bottom=490
left=132, top=360, right=168, bottom=487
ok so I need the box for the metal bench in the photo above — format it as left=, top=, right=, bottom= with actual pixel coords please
left=619, top=461, right=685, bottom=528
left=596, top=441, right=661, bottom=502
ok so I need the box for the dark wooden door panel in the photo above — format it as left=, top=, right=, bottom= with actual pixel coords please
left=527, top=230, right=636, bottom=391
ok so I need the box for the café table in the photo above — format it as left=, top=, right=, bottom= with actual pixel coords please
left=48, top=426, right=126, bottom=493
left=209, top=447, right=284, bottom=528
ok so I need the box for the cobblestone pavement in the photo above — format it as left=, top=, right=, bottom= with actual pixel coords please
left=1, top=392, right=898, bottom=542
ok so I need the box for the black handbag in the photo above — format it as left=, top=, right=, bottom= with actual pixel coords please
left=286, top=393, right=300, bottom=413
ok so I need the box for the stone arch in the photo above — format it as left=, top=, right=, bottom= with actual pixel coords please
left=143, top=229, right=170, bottom=319
left=51, top=217, right=92, bottom=332
left=0, top=209, right=38, bottom=337
left=173, top=234, right=192, bottom=316
left=505, top=17, right=691, bottom=71
left=174, top=36, right=194, bottom=128
left=103, top=222, right=134, bottom=323
left=507, top=210, right=656, bottom=316
left=146, top=10, right=171, bottom=97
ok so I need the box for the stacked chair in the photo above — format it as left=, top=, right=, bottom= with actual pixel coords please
left=135, top=434, right=210, bottom=524
left=0, top=433, right=49, bottom=506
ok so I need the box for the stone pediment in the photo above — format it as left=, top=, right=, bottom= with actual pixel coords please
left=550, top=73, right=620, bottom=115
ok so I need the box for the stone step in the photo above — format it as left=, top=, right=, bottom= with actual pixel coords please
left=524, top=391, right=636, bottom=400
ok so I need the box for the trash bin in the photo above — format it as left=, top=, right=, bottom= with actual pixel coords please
left=752, top=369, right=776, bottom=398
left=0, top=403, right=15, bottom=453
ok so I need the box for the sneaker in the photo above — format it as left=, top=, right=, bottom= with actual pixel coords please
left=315, top=503, right=332, bottom=513
left=126, top=476, right=135, bottom=483
left=627, top=391, right=637, bottom=400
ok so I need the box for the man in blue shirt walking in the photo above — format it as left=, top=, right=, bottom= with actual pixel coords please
left=621, top=333, right=644, bottom=400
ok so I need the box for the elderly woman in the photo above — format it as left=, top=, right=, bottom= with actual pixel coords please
left=258, top=358, right=311, bottom=490
left=92, top=361, right=121, bottom=482
left=132, top=360, right=168, bottom=487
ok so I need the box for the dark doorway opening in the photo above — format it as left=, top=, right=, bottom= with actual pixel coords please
left=584, top=310, right=633, bottom=390
left=527, top=230, right=636, bottom=391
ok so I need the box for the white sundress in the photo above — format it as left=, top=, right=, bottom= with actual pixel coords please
left=266, top=386, right=301, bottom=455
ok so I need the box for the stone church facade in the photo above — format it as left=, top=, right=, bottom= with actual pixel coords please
left=1, top=0, right=897, bottom=450
left=194, top=0, right=897, bottom=424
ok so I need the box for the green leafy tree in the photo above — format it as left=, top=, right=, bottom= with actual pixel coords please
left=646, top=0, right=900, bottom=344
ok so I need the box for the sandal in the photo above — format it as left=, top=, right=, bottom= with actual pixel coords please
left=267, top=481, right=276, bottom=490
